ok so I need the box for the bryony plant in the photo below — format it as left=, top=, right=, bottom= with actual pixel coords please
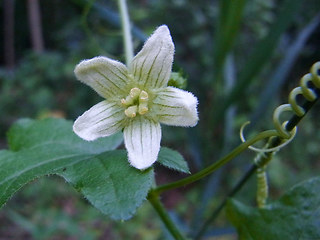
left=73, top=25, right=199, bottom=170
left=1, top=0, right=319, bottom=238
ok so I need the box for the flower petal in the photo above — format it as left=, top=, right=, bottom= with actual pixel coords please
left=153, top=87, right=199, bottom=127
left=74, top=56, right=129, bottom=99
left=73, top=100, right=125, bottom=141
left=130, top=25, right=174, bottom=89
left=124, top=118, right=161, bottom=170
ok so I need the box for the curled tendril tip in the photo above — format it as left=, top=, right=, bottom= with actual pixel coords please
left=240, top=121, right=296, bottom=153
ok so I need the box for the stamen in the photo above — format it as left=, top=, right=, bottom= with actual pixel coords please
left=121, top=95, right=134, bottom=106
left=121, top=98, right=127, bottom=105
left=139, top=91, right=149, bottom=102
left=125, top=105, right=138, bottom=118
left=139, top=102, right=148, bottom=115
left=122, top=88, right=150, bottom=117
left=130, top=88, right=141, bottom=98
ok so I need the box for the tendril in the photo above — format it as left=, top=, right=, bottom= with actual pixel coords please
left=240, top=61, right=320, bottom=208
left=241, top=61, right=320, bottom=154
left=240, top=121, right=297, bottom=153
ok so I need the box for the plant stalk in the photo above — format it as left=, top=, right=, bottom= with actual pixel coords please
left=195, top=88, right=320, bottom=239
left=148, top=191, right=186, bottom=240
left=154, top=130, right=279, bottom=195
left=118, top=0, right=133, bottom=65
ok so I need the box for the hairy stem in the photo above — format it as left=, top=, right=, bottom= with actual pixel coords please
left=118, top=0, right=133, bottom=65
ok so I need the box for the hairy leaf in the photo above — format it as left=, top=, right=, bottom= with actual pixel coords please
left=227, top=177, right=320, bottom=240
left=57, top=150, right=154, bottom=220
left=7, top=118, right=122, bottom=153
left=0, top=118, right=154, bottom=220
left=157, top=147, right=190, bottom=174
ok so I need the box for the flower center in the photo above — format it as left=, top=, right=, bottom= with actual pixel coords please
left=121, top=87, right=149, bottom=118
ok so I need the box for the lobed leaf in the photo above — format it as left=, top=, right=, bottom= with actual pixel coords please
left=0, top=118, right=154, bottom=220
left=227, top=177, right=320, bottom=240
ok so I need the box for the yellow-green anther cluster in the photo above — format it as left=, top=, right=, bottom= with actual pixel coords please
left=121, top=87, right=149, bottom=118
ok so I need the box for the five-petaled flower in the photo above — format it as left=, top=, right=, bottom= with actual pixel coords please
left=73, top=25, right=199, bottom=170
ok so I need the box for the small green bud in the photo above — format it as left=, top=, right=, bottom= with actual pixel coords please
left=168, top=71, right=187, bottom=89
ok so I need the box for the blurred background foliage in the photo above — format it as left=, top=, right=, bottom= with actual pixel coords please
left=0, top=0, right=320, bottom=239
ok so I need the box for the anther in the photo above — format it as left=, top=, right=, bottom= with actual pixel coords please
left=125, top=105, right=138, bottom=118
left=122, top=88, right=150, bottom=117
left=130, top=88, right=141, bottom=98
left=138, top=103, right=148, bottom=115
left=139, top=91, right=149, bottom=102
left=121, top=98, right=127, bottom=105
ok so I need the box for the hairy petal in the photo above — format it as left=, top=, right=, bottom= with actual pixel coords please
left=130, top=25, right=174, bottom=89
left=124, top=118, right=161, bottom=170
left=73, top=100, right=125, bottom=141
left=153, top=87, right=199, bottom=127
left=74, top=56, right=129, bottom=98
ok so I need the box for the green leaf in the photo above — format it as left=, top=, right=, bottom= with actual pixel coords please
left=7, top=118, right=123, bottom=153
left=157, top=147, right=190, bottom=174
left=57, top=150, right=154, bottom=220
left=226, top=177, right=320, bottom=240
left=0, top=118, right=154, bottom=220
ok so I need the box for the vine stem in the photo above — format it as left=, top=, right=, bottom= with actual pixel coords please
left=148, top=130, right=279, bottom=239
left=118, top=0, right=133, bottom=65
left=147, top=191, right=186, bottom=240
left=194, top=92, right=320, bottom=239
left=153, top=130, right=280, bottom=195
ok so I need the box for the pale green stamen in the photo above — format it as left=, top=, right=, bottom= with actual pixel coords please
left=125, top=105, right=138, bottom=118
left=122, top=88, right=149, bottom=118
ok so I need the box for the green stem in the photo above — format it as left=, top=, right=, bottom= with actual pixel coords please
left=153, top=130, right=279, bottom=195
left=195, top=78, right=320, bottom=238
left=148, top=191, right=186, bottom=240
left=118, top=0, right=133, bottom=65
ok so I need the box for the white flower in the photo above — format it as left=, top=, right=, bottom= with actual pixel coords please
left=73, top=25, right=198, bottom=170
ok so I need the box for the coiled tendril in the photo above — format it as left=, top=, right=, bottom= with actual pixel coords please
left=274, top=61, right=320, bottom=138
left=241, top=61, right=320, bottom=208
